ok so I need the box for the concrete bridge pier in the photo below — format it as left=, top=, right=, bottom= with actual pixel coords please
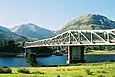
left=67, top=46, right=84, bottom=64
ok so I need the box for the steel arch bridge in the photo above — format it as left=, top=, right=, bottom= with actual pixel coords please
left=24, top=29, right=115, bottom=48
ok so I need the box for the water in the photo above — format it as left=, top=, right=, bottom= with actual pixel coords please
left=0, top=56, right=67, bottom=67
left=37, top=55, right=67, bottom=65
left=0, top=54, right=115, bottom=67
left=85, top=54, right=115, bottom=62
left=0, top=58, right=27, bottom=67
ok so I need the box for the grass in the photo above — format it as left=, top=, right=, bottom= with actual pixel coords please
left=85, top=50, right=115, bottom=54
left=0, top=62, right=115, bottom=77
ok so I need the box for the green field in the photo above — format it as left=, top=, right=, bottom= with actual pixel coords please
left=0, top=62, right=115, bottom=77
left=85, top=50, right=115, bottom=54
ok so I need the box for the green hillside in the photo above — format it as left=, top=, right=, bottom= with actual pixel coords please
left=57, top=14, right=115, bottom=34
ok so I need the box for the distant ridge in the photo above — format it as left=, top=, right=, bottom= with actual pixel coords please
left=57, top=14, right=115, bottom=34
left=0, top=26, right=27, bottom=42
left=11, top=23, right=54, bottom=39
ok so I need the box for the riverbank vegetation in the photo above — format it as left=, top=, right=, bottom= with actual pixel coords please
left=85, top=45, right=115, bottom=52
left=0, top=39, right=24, bottom=53
left=0, top=62, right=115, bottom=77
left=85, top=50, right=115, bottom=54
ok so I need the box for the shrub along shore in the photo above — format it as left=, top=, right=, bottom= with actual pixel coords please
left=0, top=62, right=115, bottom=77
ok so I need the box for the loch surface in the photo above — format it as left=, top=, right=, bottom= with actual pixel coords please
left=0, top=54, right=115, bottom=67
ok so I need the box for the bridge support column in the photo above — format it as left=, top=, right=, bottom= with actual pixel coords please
left=67, top=46, right=84, bottom=64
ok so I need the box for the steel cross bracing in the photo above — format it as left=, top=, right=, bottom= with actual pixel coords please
left=24, top=29, right=115, bottom=48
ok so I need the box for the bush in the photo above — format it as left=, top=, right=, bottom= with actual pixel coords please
left=0, top=67, right=12, bottom=73
left=85, top=69, right=93, bottom=75
left=17, top=68, right=30, bottom=74
left=57, top=75, right=60, bottom=77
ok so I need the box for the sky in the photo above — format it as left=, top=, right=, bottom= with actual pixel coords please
left=0, top=0, right=115, bottom=30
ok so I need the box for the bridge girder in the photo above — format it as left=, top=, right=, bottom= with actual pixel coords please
left=24, top=29, right=115, bottom=48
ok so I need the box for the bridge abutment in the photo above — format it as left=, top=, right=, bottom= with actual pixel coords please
left=67, top=46, right=84, bottom=64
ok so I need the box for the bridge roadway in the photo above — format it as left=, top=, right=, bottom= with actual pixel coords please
left=24, top=29, right=115, bottom=64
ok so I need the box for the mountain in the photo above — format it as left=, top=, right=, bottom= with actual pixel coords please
left=11, top=23, right=54, bottom=39
left=57, top=14, right=115, bottom=33
left=0, top=26, right=27, bottom=43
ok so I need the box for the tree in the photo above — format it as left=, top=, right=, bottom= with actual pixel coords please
left=26, top=53, right=38, bottom=66
left=0, top=39, right=23, bottom=53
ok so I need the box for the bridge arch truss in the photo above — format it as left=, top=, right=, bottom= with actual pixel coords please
left=24, top=29, right=115, bottom=48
